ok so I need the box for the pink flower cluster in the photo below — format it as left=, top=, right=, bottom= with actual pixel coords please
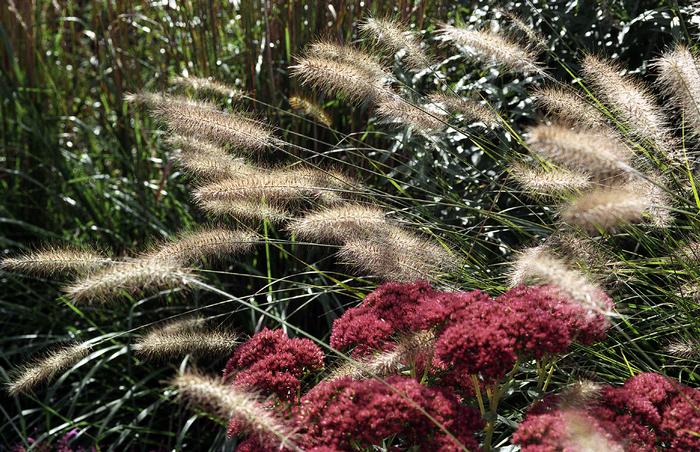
left=293, top=376, right=483, bottom=451
left=223, top=328, right=324, bottom=400
left=331, top=282, right=611, bottom=383
left=514, top=372, right=700, bottom=451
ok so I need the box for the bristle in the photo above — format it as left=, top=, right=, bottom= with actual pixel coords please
left=64, top=259, right=196, bottom=303
left=126, top=92, right=274, bottom=153
left=665, top=339, right=700, bottom=359
left=558, top=380, right=603, bottom=409
left=133, top=319, right=238, bottom=360
left=197, top=199, right=291, bottom=224
left=7, top=342, right=92, bottom=395
left=581, top=54, right=675, bottom=153
left=624, top=176, right=672, bottom=228
left=509, top=246, right=610, bottom=313
left=328, top=330, right=435, bottom=380
left=170, top=76, right=244, bottom=101
left=526, top=124, right=632, bottom=182
left=359, top=17, right=429, bottom=68
left=439, top=24, right=543, bottom=74
left=560, top=188, right=654, bottom=233
left=166, top=135, right=258, bottom=180
left=375, top=95, right=444, bottom=132
left=497, top=9, right=548, bottom=51
left=1, top=247, right=113, bottom=276
left=289, top=55, right=390, bottom=104
left=306, top=41, right=388, bottom=81
left=172, top=372, right=295, bottom=448
left=338, top=225, right=456, bottom=281
left=428, top=93, right=501, bottom=127
left=533, top=87, right=605, bottom=129
left=654, top=44, right=700, bottom=138
left=145, top=228, right=259, bottom=265
left=288, top=204, right=388, bottom=244
left=192, top=169, right=345, bottom=207
left=289, top=96, right=332, bottom=127
left=510, top=163, right=591, bottom=198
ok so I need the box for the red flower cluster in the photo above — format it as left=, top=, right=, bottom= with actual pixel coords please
left=331, top=281, right=611, bottom=383
left=223, top=328, right=324, bottom=400
left=293, top=376, right=483, bottom=451
left=514, top=372, right=700, bottom=451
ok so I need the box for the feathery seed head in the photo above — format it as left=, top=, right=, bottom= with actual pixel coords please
left=558, top=380, right=604, bottom=410
left=665, top=339, right=700, bottom=359
left=429, top=92, right=501, bottom=127
left=376, top=95, right=444, bottom=132
left=134, top=318, right=238, bottom=360
left=359, top=17, right=429, bottom=68
left=654, top=44, right=700, bottom=138
left=198, top=199, right=291, bottom=224
left=7, top=342, right=92, bottom=395
left=338, top=225, right=456, bottom=282
left=290, top=55, right=390, bottom=104
left=533, top=87, right=605, bottom=129
left=328, top=330, right=435, bottom=380
left=439, top=24, right=543, bottom=74
left=526, top=124, right=632, bottom=182
left=172, top=371, right=295, bottom=448
left=560, top=188, right=653, bottom=234
left=288, top=204, right=387, bottom=243
left=145, top=228, right=259, bottom=265
left=126, top=92, right=274, bottom=153
left=509, top=246, right=611, bottom=314
left=170, top=76, right=244, bottom=101
left=510, top=163, right=591, bottom=198
left=166, top=135, right=258, bottom=180
left=1, top=247, right=112, bottom=277
left=581, top=54, right=675, bottom=153
left=497, top=9, right=548, bottom=51
left=64, top=259, right=197, bottom=303
left=289, top=96, right=332, bottom=127
left=306, top=41, right=388, bottom=81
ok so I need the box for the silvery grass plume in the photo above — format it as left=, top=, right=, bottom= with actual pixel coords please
left=496, top=9, right=548, bottom=52
left=288, top=204, right=388, bottom=243
left=7, top=342, right=92, bottom=395
left=375, top=95, right=445, bottom=133
left=290, top=51, right=391, bottom=105
left=533, top=87, right=606, bottom=129
left=133, top=318, right=238, bottom=360
left=560, top=411, right=624, bottom=452
left=125, top=92, right=275, bottom=153
left=328, top=330, right=435, bottom=380
left=510, top=163, right=591, bottom=199
left=560, top=187, right=662, bottom=234
left=199, top=199, right=291, bottom=224
left=428, top=92, right=501, bottom=128
left=526, top=124, right=633, bottom=183
left=546, top=233, right=612, bottom=279
left=338, top=225, right=456, bottom=282
left=1, top=247, right=113, bottom=276
left=64, top=259, right=197, bottom=303
left=665, top=339, right=700, bottom=359
left=192, top=168, right=348, bottom=209
left=289, top=96, right=332, bottom=127
left=438, top=24, right=543, bottom=75
left=582, top=54, right=676, bottom=154
left=654, top=44, right=700, bottom=138
left=166, top=135, right=258, bottom=180
left=306, top=41, right=389, bottom=82
left=172, top=371, right=296, bottom=450
left=509, top=246, right=611, bottom=314
left=359, top=16, right=429, bottom=69
left=145, top=228, right=259, bottom=265
left=557, top=380, right=604, bottom=410
left=625, top=175, right=673, bottom=228
left=170, top=75, right=244, bottom=102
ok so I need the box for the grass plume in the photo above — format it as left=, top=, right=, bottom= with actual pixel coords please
left=289, top=96, right=332, bottom=127
left=359, top=16, right=429, bottom=68
left=7, top=342, right=92, bottom=395
left=510, top=163, right=591, bottom=198
left=1, top=247, right=113, bottom=276
left=145, top=228, right=259, bottom=265
left=172, top=371, right=295, bottom=449
left=133, top=318, right=238, bottom=360
left=533, top=87, right=605, bottom=129
left=429, top=92, right=500, bottom=127
left=560, top=187, right=656, bottom=234
left=654, top=44, right=700, bottom=138
left=288, top=204, right=388, bottom=243
left=170, top=76, right=244, bottom=101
